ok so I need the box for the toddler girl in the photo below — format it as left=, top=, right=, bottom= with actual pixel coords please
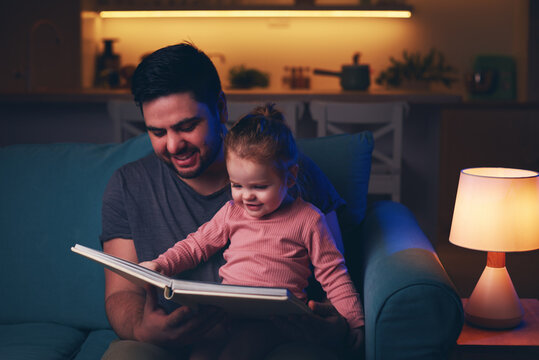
left=141, top=103, right=364, bottom=359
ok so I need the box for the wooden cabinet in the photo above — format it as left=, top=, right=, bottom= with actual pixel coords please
left=0, top=1, right=81, bottom=93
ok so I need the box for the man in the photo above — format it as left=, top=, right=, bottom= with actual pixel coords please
left=101, top=42, right=355, bottom=359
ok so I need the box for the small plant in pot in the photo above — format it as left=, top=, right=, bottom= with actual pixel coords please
left=228, top=65, right=270, bottom=89
left=375, top=48, right=458, bottom=89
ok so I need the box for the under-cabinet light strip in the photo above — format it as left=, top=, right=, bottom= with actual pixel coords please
left=98, top=10, right=412, bottom=19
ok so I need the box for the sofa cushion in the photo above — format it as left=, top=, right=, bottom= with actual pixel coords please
left=297, top=132, right=373, bottom=224
left=0, top=135, right=153, bottom=329
left=0, top=323, right=86, bottom=360
left=74, top=329, right=118, bottom=360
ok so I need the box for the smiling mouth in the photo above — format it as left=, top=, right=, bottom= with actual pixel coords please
left=245, top=203, right=262, bottom=211
left=172, top=150, right=198, bottom=168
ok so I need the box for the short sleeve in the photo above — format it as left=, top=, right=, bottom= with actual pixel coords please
left=100, top=170, right=131, bottom=243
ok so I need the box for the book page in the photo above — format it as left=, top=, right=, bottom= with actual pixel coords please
left=71, top=244, right=312, bottom=317
left=71, top=244, right=170, bottom=289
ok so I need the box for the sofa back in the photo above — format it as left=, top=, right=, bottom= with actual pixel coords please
left=0, top=135, right=153, bottom=329
left=0, top=131, right=372, bottom=329
left=297, top=132, right=373, bottom=225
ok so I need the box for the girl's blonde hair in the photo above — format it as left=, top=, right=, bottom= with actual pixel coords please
left=224, top=103, right=298, bottom=176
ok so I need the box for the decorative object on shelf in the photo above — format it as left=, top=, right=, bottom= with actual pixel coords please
left=375, top=48, right=457, bottom=89
left=313, top=52, right=370, bottom=91
left=119, top=64, right=137, bottom=89
left=282, top=66, right=311, bottom=89
left=94, top=38, right=121, bottom=88
left=228, top=65, right=270, bottom=89
left=449, top=167, right=539, bottom=329
left=465, top=55, right=516, bottom=101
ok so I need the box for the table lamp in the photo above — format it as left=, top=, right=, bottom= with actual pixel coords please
left=449, top=167, right=539, bottom=329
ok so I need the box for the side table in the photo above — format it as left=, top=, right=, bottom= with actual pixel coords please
left=451, top=298, right=539, bottom=360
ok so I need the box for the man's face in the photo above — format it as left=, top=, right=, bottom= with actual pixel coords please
left=143, top=92, right=225, bottom=179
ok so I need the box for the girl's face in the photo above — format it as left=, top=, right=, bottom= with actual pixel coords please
left=227, top=152, right=296, bottom=219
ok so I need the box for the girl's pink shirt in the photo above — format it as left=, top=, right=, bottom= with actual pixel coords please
left=154, top=198, right=364, bottom=328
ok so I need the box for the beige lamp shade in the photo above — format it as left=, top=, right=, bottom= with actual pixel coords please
left=449, top=167, right=539, bottom=252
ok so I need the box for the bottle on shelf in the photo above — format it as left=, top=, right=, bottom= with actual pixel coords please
left=94, top=39, right=121, bottom=88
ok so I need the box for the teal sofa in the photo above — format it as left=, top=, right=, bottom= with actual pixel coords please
left=0, top=132, right=463, bottom=359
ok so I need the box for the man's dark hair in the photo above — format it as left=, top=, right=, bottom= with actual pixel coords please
left=131, top=42, right=222, bottom=115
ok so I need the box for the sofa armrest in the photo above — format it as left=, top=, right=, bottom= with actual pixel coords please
left=359, top=201, right=463, bottom=360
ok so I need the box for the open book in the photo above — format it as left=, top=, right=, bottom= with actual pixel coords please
left=71, top=244, right=312, bottom=318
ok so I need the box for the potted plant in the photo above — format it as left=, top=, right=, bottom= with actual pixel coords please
left=375, top=48, right=458, bottom=89
left=228, top=65, right=270, bottom=89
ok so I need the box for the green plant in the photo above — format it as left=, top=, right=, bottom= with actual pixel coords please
left=229, top=65, right=270, bottom=89
left=375, top=48, right=458, bottom=88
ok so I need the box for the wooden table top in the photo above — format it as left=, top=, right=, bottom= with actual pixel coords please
left=458, top=298, right=539, bottom=346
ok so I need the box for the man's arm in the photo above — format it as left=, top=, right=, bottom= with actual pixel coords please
left=103, top=238, right=146, bottom=340
left=103, top=238, right=225, bottom=349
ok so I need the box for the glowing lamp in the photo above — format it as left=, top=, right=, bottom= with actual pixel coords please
left=449, top=167, right=539, bottom=329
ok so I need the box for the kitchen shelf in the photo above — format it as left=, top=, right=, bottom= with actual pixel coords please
left=0, top=88, right=460, bottom=105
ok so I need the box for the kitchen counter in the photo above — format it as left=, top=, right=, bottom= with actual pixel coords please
left=0, top=89, right=132, bottom=104
left=5, top=89, right=538, bottom=108
left=226, top=88, right=463, bottom=104
left=0, top=88, right=463, bottom=104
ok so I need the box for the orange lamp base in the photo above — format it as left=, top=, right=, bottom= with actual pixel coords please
left=464, top=252, right=524, bottom=329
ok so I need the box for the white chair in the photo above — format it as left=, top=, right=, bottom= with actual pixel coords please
left=227, top=101, right=300, bottom=136
left=310, top=101, right=408, bottom=202
left=108, top=100, right=302, bottom=142
left=107, top=100, right=145, bottom=142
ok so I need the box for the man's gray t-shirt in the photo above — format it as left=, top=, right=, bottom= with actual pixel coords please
left=100, top=152, right=344, bottom=311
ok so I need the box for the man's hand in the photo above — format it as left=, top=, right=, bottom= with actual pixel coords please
left=103, top=239, right=226, bottom=351
left=133, top=285, right=226, bottom=350
left=347, top=326, right=366, bottom=359
left=270, top=299, right=348, bottom=350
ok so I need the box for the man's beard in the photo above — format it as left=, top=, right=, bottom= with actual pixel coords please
left=168, top=135, right=223, bottom=179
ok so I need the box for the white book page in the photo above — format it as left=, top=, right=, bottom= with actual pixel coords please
left=71, top=244, right=171, bottom=289
left=71, top=244, right=312, bottom=317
